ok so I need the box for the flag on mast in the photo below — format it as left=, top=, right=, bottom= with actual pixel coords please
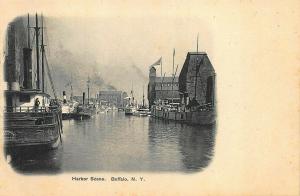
left=149, top=57, right=162, bottom=69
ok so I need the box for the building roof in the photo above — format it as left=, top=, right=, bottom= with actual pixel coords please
left=178, top=52, right=215, bottom=93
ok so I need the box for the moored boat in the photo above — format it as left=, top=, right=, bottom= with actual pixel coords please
left=61, top=91, right=79, bottom=119
left=125, top=106, right=137, bottom=115
left=4, top=14, right=63, bottom=151
left=73, top=85, right=96, bottom=120
left=124, top=83, right=138, bottom=115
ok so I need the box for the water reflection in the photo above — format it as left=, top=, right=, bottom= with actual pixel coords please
left=6, top=147, right=62, bottom=174
left=6, top=112, right=216, bottom=173
left=179, top=124, right=216, bottom=172
left=148, top=118, right=216, bottom=172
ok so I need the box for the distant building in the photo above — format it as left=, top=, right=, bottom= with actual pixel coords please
left=97, top=90, right=128, bottom=107
left=148, top=67, right=180, bottom=108
left=178, top=52, right=216, bottom=107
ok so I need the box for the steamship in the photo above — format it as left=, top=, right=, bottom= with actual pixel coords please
left=4, top=14, right=63, bottom=151
left=124, top=85, right=137, bottom=115
left=73, top=77, right=96, bottom=120
left=61, top=91, right=79, bottom=120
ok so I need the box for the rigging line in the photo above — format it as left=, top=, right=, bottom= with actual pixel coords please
left=44, top=18, right=51, bottom=57
left=44, top=54, right=58, bottom=100
left=31, top=31, right=35, bottom=48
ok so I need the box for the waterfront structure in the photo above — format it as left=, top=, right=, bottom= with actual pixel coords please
left=178, top=52, right=215, bottom=109
left=148, top=67, right=180, bottom=108
left=98, top=90, right=128, bottom=107
left=150, top=51, right=216, bottom=125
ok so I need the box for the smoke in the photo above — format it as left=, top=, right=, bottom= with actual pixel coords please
left=131, top=64, right=147, bottom=80
left=48, top=43, right=117, bottom=97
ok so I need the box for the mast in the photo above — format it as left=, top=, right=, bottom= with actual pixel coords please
left=70, top=73, right=73, bottom=101
left=197, top=33, right=199, bottom=53
left=142, top=85, right=145, bottom=107
left=172, top=49, right=175, bottom=77
left=160, top=57, right=163, bottom=89
left=41, top=14, right=45, bottom=93
left=27, top=14, right=30, bottom=48
left=131, top=82, right=134, bottom=105
left=161, top=72, right=166, bottom=102
left=171, top=64, right=178, bottom=104
left=87, top=76, right=90, bottom=105
left=35, top=13, right=40, bottom=90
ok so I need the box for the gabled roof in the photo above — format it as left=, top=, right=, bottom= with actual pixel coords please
left=179, top=52, right=215, bottom=92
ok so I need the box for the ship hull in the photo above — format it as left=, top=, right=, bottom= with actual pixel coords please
left=151, top=107, right=216, bottom=125
left=4, top=110, right=62, bottom=151
left=73, top=108, right=96, bottom=120
left=62, top=113, right=74, bottom=120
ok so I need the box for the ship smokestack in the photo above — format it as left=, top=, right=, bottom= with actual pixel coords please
left=63, top=91, right=67, bottom=104
left=83, top=92, right=85, bottom=105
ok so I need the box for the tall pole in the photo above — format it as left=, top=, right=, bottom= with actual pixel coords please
left=197, top=33, right=199, bottom=53
left=160, top=58, right=163, bottom=99
left=70, top=73, right=73, bottom=101
left=171, top=64, right=178, bottom=104
left=35, top=13, right=40, bottom=90
left=41, top=14, right=45, bottom=94
left=142, top=85, right=145, bottom=107
left=87, top=76, right=90, bottom=105
left=172, top=49, right=175, bottom=77
left=27, top=14, right=30, bottom=48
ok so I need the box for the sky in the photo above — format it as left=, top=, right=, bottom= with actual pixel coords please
left=44, top=14, right=215, bottom=102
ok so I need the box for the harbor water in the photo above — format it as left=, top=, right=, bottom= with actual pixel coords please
left=8, top=112, right=216, bottom=174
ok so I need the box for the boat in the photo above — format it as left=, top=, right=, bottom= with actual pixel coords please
left=61, top=91, right=79, bottom=119
left=134, top=86, right=151, bottom=116
left=124, top=84, right=137, bottom=115
left=4, top=14, right=63, bottom=151
left=135, top=108, right=151, bottom=116
left=125, top=105, right=137, bottom=115
left=73, top=104, right=96, bottom=120
left=73, top=78, right=96, bottom=120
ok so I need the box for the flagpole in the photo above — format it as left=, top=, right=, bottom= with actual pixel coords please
left=197, top=33, right=199, bottom=53
left=160, top=57, right=162, bottom=79
left=161, top=58, right=163, bottom=98
left=172, top=49, right=175, bottom=77
left=171, top=64, right=179, bottom=104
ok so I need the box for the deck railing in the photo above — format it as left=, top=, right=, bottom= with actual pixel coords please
left=4, top=106, right=61, bottom=113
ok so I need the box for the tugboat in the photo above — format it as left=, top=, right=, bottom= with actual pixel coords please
left=73, top=77, right=96, bottom=120
left=124, top=84, right=137, bottom=115
left=4, top=14, right=63, bottom=152
left=135, top=86, right=150, bottom=116
left=61, top=91, right=79, bottom=120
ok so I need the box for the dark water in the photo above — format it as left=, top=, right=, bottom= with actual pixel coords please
left=7, top=112, right=216, bottom=174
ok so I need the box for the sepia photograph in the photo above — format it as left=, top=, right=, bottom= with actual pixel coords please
left=0, top=1, right=299, bottom=195
left=3, top=13, right=216, bottom=174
